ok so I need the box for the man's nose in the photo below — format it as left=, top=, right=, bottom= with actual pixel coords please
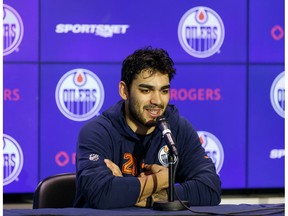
left=150, top=91, right=162, bottom=105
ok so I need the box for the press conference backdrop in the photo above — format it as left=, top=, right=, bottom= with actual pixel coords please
left=3, top=0, right=284, bottom=193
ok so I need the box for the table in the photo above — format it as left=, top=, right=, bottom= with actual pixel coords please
left=3, top=204, right=285, bottom=216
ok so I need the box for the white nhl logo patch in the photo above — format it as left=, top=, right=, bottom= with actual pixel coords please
left=89, top=154, right=99, bottom=161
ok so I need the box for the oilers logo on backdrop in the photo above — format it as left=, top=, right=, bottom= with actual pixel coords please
left=270, top=72, right=285, bottom=118
left=3, top=4, right=24, bottom=56
left=158, top=145, right=177, bottom=167
left=178, top=7, right=225, bottom=58
left=197, top=131, right=224, bottom=174
left=3, top=134, right=24, bottom=186
left=55, top=68, right=105, bottom=121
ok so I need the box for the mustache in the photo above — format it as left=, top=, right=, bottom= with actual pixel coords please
left=144, top=105, right=164, bottom=109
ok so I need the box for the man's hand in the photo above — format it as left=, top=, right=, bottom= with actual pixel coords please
left=141, top=164, right=169, bottom=190
left=134, top=197, right=152, bottom=208
left=136, top=164, right=168, bottom=205
left=151, top=189, right=168, bottom=204
left=104, top=160, right=168, bottom=207
left=135, top=189, right=168, bottom=208
left=104, top=159, right=123, bottom=177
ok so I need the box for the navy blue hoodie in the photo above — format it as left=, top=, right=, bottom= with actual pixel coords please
left=74, top=100, right=221, bottom=209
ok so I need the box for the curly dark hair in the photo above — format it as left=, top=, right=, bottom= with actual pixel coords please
left=121, top=46, right=176, bottom=90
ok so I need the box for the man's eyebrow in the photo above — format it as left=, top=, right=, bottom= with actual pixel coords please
left=138, top=84, right=170, bottom=90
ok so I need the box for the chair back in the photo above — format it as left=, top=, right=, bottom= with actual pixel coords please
left=33, top=173, right=76, bottom=209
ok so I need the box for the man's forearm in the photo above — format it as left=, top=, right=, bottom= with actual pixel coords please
left=104, top=159, right=169, bottom=206
left=137, top=164, right=168, bottom=203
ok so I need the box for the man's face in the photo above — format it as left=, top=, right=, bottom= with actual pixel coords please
left=124, top=70, right=170, bottom=133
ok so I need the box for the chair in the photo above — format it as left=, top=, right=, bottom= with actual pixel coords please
left=33, top=173, right=76, bottom=209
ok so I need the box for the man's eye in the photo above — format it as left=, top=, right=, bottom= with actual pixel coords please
left=140, top=89, right=150, bottom=93
left=162, top=89, right=169, bottom=94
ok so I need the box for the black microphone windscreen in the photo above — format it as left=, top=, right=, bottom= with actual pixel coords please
left=157, top=116, right=170, bottom=132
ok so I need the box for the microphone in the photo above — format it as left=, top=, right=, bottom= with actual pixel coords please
left=157, top=116, right=178, bottom=157
left=154, top=117, right=189, bottom=211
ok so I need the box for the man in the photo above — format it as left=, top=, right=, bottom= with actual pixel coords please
left=74, top=47, right=221, bottom=209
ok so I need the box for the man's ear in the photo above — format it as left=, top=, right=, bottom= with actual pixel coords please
left=119, top=81, right=128, bottom=100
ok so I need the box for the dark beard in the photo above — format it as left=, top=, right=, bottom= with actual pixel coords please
left=128, top=103, right=158, bottom=128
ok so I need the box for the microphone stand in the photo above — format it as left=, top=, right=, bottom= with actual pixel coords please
left=153, top=150, right=189, bottom=211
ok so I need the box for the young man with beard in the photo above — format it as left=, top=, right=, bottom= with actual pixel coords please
left=74, top=47, right=221, bottom=209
